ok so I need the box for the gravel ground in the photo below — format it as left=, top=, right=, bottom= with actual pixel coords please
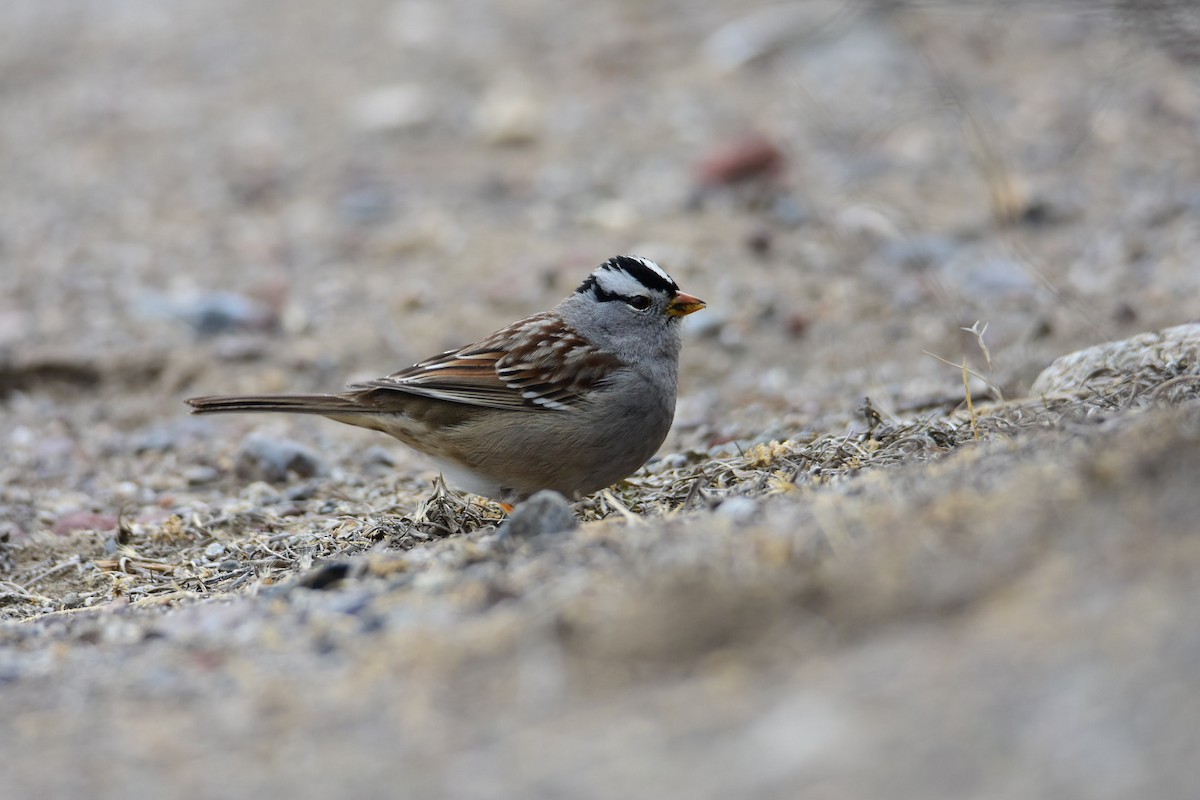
left=2, top=1, right=1200, bottom=798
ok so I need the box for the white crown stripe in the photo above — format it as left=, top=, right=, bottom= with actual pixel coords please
left=632, top=256, right=671, bottom=283
left=594, top=268, right=655, bottom=299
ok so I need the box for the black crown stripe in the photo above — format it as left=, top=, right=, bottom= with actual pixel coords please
left=576, top=274, right=620, bottom=302
left=603, top=256, right=677, bottom=293
left=575, top=256, right=677, bottom=299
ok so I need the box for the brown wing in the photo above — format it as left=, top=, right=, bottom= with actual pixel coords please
left=348, top=313, right=620, bottom=412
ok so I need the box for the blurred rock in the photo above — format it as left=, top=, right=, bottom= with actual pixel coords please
left=386, top=0, right=447, bottom=48
left=337, top=179, right=396, bottom=225
left=349, top=84, right=434, bottom=132
left=1015, top=193, right=1080, bottom=226
left=0, top=356, right=101, bottom=401
left=131, top=418, right=215, bottom=454
left=771, top=194, right=811, bottom=227
left=834, top=203, right=902, bottom=242
left=210, top=335, right=272, bottom=362
left=1031, top=323, right=1200, bottom=398
left=716, top=496, right=759, bottom=523
left=502, top=490, right=577, bottom=539
left=703, top=2, right=848, bottom=72
left=694, top=133, right=785, bottom=189
left=235, top=434, right=327, bottom=483
left=586, top=199, right=636, bottom=231
left=52, top=511, right=118, bottom=537
left=295, top=561, right=353, bottom=591
left=684, top=309, right=732, bottom=340
left=183, top=466, right=219, bottom=486
left=0, top=307, right=32, bottom=348
left=745, top=226, right=772, bottom=256
left=884, top=234, right=959, bottom=272
left=475, top=81, right=542, bottom=146
left=221, top=122, right=292, bottom=207
left=362, top=446, right=399, bottom=467
left=940, top=250, right=1039, bottom=301
left=139, top=291, right=278, bottom=337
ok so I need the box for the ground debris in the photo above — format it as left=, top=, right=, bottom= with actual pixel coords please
left=2, top=341, right=1194, bottom=624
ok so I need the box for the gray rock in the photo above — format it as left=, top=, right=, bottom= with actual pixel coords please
left=349, top=84, right=434, bottom=133
left=184, top=466, right=219, bottom=486
left=716, top=496, right=760, bottom=523
left=139, top=291, right=277, bottom=336
left=941, top=251, right=1039, bottom=300
left=131, top=418, right=212, bottom=454
left=501, top=490, right=578, bottom=539
left=235, top=434, right=327, bottom=484
left=1031, top=323, right=1200, bottom=398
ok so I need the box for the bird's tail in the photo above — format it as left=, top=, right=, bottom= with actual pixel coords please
left=186, top=394, right=364, bottom=416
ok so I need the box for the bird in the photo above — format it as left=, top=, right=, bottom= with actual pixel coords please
left=186, top=255, right=705, bottom=508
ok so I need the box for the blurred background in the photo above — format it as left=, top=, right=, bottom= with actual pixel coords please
left=3, top=0, right=1198, bottom=444
left=2, top=1, right=1200, bottom=797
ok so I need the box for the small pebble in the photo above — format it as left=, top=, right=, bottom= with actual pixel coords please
left=716, top=496, right=759, bottom=523
left=745, top=227, right=772, bottom=256
left=113, top=482, right=140, bottom=500
left=941, top=253, right=1038, bottom=300
left=784, top=312, right=811, bottom=338
left=145, top=291, right=278, bottom=336
left=502, top=491, right=578, bottom=539
left=475, top=82, right=542, bottom=146
left=588, top=200, right=636, bottom=232
left=338, top=183, right=395, bottom=225
left=883, top=234, right=957, bottom=272
left=52, top=511, right=118, bottom=537
left=285, top=483, right=319, bottom=502
left=703, top=4, right=816, bottom=71
left=296, top=561, right=353, bottom=591
left=235, top=435, right=327, bottom=484
left=184, top=466, right=219, bottom=486
left=695, top=133, right=785, bottom=188
left=211, top=335, right=272, bottom=362
left=349, top=84, right=434, bottom=132
left=362, top=446, right=398, bottom=467
left=651, top=453, right=690, bottom=472
left=835, top=204, right=902, bottom=242
left=771, top=194, right=811, bottom=227
left=131, top=419, right=211, bottom=454
left=0, top=307, right=33, bottom=348
left=684, top=309, right=731, bottom=340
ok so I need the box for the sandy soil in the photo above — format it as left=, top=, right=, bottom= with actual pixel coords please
left=2, top=1, right=1199, bottom=797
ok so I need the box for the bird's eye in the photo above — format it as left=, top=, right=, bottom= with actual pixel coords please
left=627, top=295, right=652, bottom=311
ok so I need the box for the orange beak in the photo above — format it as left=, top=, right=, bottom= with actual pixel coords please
left=666, top=291, right=706, bottom=317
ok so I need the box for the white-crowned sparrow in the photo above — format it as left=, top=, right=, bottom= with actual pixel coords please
left=187, top=256, right=705, bottom=505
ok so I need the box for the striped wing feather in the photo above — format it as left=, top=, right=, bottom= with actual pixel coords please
left=349, top=313, right=619, bottom=412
